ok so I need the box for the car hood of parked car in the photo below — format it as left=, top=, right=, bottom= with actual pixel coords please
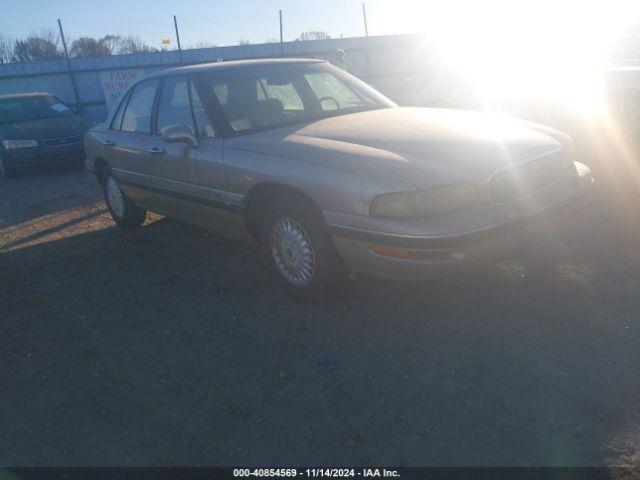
left=0, top=115, right=91, bottom=141
left=232, top=107, right=572, bottom=189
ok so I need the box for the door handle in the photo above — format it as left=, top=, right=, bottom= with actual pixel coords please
left=147, top=146, right=165, bottom=154
left=102, top=139, right=115, bottom=146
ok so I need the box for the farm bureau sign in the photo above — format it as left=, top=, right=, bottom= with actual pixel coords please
left=100, top=69, right=145, bottom=112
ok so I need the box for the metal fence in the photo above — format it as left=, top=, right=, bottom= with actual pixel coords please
left=0, top=33, right=429, bottom=122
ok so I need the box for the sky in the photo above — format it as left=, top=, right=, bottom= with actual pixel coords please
left=2, top=0, right=640, bottom=52
left=0, top=0, right=405, bottom=50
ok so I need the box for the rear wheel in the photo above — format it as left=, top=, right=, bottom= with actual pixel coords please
left=0, top=156, right=17, bottom=178
left=103, top=168, right=147, bottom=228
left=261, top=200, right=341, bottom=300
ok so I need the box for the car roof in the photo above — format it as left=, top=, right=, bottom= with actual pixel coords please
left=0, top=92, right=56, bottom=100
left=147, top=57, right=326, bottom=79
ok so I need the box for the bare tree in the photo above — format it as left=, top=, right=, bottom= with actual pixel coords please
left=191, top=40, right=218, bottom=49
left=297, top=31, right=331, bottom=41
left=0, top=34, right=15, bottom=64
left=116, top=35, right=157, bottom=55
left=70, top=36, right=111, bottom=58
left=100, top=35, right=122, bottom=55
left=239, top=39, right=251, bottom=46
left=13, top=29, right=62, bottom=62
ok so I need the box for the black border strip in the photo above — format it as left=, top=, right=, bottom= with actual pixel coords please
left=1, top=467, right=630, bottom=480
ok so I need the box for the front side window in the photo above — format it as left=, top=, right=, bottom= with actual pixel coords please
left=205, top=62, right=393, bottom=135
left=121, top=79, right=159, bottom=134
left=155, top=76, right=217, bottom=138
left=156, top=76, right=195, bottom=135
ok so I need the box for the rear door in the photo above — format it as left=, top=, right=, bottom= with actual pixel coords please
left=147, top=75, right=232, bottom=230
left=105, top=78, right=160, bottom=207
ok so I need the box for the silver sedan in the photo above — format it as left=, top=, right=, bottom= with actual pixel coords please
left=84, top=58, right=593, bottom=299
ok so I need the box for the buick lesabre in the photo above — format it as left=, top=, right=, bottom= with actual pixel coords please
left=84, top=59, right=593, bottom=299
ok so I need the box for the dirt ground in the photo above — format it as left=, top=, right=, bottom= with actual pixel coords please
left=1, top=135, right=640, bottom=467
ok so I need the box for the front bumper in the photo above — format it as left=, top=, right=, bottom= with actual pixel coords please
left=329, top=161, right=594, bottom=280
left=3, top=144, right=85, bottom=168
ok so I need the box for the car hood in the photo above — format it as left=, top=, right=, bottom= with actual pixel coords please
left=233, top=107, right=571, bottom=189
left=0, top=115, right=91, bottom=141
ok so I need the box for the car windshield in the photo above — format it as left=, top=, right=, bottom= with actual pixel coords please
left=201, top=62, right=395, bottom=134
left=0, top=95, right=74, bottom=124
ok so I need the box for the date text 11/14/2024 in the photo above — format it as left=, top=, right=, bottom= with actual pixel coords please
left=233, top=468, right=400, bottom=478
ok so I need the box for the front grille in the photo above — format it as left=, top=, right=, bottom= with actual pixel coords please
left=42, top=135, right=81, bottom=147
left=488, top=151, right=565, bottom=204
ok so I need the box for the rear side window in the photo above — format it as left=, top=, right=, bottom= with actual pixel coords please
left=110, top=92, right=128, bottom=129
left=121, top=79, right=159, bottom=134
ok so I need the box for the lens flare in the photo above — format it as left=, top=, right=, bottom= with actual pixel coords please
left=380, top=0, right=640, bottom=116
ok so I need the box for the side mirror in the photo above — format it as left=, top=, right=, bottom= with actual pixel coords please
left=74, top=106, right=85, bottom=116
left=161, top=124, right=199, bottom=148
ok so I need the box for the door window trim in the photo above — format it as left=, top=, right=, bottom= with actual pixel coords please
left=188, top=77, right=220, bottom=139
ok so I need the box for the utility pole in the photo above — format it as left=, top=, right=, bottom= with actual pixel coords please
left=362, top=4, right=371, bottom=80
left=174, top=15, right=183, bottom=63
left=279, top=10, right=284, bottom=55
left=57, top=18, right=80, bottom=107
left=362, top=3, right=369, bottom=37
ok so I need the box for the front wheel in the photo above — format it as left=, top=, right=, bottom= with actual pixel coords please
left=103, top=169, right=147, bottom=228
left=261, top=200, right=341, bottom=301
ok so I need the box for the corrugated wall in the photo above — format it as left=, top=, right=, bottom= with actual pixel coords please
left=0, top=34, right=430, bottom=122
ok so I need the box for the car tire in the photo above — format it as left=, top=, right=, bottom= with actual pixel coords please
left=261, top=199, right=341, bottom=301
left=0, top=156, right=17, bottom=179
left=102, top=168, right=147, bottom=228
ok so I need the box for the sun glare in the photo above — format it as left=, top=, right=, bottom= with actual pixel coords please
left=384, top=0, right=640, bottom=115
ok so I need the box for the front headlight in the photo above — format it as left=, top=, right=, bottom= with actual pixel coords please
left=2, top=139, right=39, bottom=149
left=370, top=184, right=481, bottom=218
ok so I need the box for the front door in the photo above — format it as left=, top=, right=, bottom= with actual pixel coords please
left=147, top=75, right=234, bottom=232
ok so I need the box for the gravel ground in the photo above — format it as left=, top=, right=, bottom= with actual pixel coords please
left=1, top=139, right=639, bottom=467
